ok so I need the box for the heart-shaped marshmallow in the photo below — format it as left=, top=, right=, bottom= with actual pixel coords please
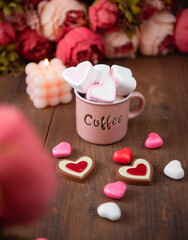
left=86, top=75, right=116, bottom=103
left=97, top=202, right=121, bottom=221
left=56, top=156, right=95, bottom=183
left=52, top=142, right=71, bottom=158
left=62, top=61, right=97, bottom=93
left=116, top=158, right=153, bottom=185
left=104, top=181, right=127, bottom=199
left=111, top=65, right=137, bottom=96
left=113, top=147, right=133, bottom=164
left=94, top=64, right=110, bottom=83
left=145, top=132, right=163, bottom=149
left=164, top=160, right=185, bottom=180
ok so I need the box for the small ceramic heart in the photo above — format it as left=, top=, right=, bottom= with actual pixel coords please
left=145, top=132, right=163, bottom=149
left=52, top=142, right=71, bottom=158
left=113, top=147, right=133, bottom=164
left=62, top=61, right=97, bottom=93
left=111, top=65, right=137, bottom=96
left=116, top=158, right=153, bottom=185
left=164, top=160, right=185, bottom=180
left=86, top=75, right=116, bottom=103
left=97, top=202, right=121, bottom=221
left=56, top=156, right=95, bottom=183
left=104, top=181, right=127, bottom=199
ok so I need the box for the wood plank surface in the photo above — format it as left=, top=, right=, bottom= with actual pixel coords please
left=0, top=54, right=187, bottom=240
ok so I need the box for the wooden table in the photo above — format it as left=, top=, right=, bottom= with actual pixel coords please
left=0, top=54, right=188, bottom=240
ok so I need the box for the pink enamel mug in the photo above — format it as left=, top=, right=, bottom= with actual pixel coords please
left=75, top=90, right=145, bottom=145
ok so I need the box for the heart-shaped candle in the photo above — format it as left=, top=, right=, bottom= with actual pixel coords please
left=116, top=158, right=153, bottom=185
left=56, top=156, right=95, bottom=183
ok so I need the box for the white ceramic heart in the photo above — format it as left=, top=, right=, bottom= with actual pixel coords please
left=97, top=202, right=121, bottom=221
left=164, top=160, right=185, bottom=180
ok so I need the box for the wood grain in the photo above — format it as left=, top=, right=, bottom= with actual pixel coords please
left=0, top=54, right=187, bottom=240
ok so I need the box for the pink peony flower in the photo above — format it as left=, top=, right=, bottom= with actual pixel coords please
left=89, top=0, right=119, bottom=32
left=56, top=27, right=105, bottom=67
left=103, top=29, right=139, bottom=59
left=38, top=0, right=87, bottom=41
left=175, top=9, right=188, bottom=52
left=16, top=28, right=54, bottom=61
left=139, top=12, right=176, bottom=56
left=0, top=21, right=15, bottom=46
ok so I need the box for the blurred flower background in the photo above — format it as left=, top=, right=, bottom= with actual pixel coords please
left=0, top=0, right=187, bottom=76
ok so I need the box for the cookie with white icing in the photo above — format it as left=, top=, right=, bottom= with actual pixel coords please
left=56, top=156, right=95, bottom=183
left=116, top=158, right=153, bottom=185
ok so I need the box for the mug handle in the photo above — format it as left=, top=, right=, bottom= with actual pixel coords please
left=128, top=91, right=145, bottom=119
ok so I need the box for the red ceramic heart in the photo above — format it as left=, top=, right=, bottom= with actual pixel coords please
left=66, top=161, right=87, bottom=173
left=113, top=148, right=133, bottom=164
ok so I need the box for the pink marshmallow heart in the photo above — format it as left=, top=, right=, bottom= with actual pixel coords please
left=52, top=142, right=71, bottom=158
left=145, top=132, right=163, bottom=149
left=62, top=61, right=97, bottom=93
left=86, top=75, right=116, bottom=103
left=104, top=181, right=127, bottom=199
left=111, top=65, right=137, bottom=96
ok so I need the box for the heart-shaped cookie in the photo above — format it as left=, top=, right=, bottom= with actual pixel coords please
left=116, top=158, right=153, bottom=185
left=62, top=61, right=97, bottom=93
left=112, top=147, right=133, bottom=164
left=86, top=75, right=116, bottom=103
left=56, top=156, right=95, bottom=183
left=164, top=160, right=185, bottom=180
left=145, top=132, right=163, bottom=149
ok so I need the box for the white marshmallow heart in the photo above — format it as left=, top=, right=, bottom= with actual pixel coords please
left=86, top=75, right=116, bottom=103
left=111, top=64, right=137, bottom=96
left=97, top=202, right=121, bottom=221
left=164, top=160, right=185, bottom=180
left=62, top=61, right=97, bottom=93
left=94, top=64, right=110, bottom=83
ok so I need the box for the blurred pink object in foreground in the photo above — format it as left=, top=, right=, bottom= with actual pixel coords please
left=104, top=30, right=139, bottom=59
left=175, top=9, right=188, bottom=52
left=0, top=105, right=58, bottom=226
left=139, top=12, right=176, bottom=56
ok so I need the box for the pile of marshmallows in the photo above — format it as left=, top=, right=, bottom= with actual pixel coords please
left=62, top=61, right=137, bottom=103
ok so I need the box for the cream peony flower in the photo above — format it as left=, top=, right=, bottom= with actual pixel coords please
left=139, top=12, right=176, bottom=56
left=104, top=29, right=139, bottom=59
left=38, top=0, right=87, bottom=41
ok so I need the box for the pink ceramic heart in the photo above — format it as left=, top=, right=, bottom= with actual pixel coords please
left=86, top=75, right=116, bottom=103
left=52, top=142, right=71, bottom=158
left=145, top=132, right=163, bottom=149
left=62, top=61, right=97, bottom=93
left=104, top=181, right=127, bottom=199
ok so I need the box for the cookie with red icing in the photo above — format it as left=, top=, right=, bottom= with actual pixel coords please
left=56, top=156, right=95, bottom=183
left=116, top=158, right=153, bottom=185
